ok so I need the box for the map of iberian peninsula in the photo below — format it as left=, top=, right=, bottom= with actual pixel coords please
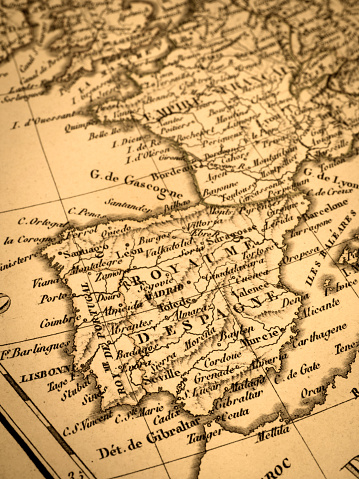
left=42, top=204, right=304, bottom=426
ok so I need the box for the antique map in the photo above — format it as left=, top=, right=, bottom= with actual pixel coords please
left=1, top=0, right=359, bottom=477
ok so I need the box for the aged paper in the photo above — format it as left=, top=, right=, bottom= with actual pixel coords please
left=0, top=0, right=359, bottom=478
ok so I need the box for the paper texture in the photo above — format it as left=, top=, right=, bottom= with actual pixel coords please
left=0, top=0, right=359, bottom=477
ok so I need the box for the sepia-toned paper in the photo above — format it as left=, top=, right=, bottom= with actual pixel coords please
left=0, top=0, right=359, bottom=478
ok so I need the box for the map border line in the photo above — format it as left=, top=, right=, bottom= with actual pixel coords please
left=0, top=404, right=58, bottom=479
left=0, top=363, right=98, bottom=479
